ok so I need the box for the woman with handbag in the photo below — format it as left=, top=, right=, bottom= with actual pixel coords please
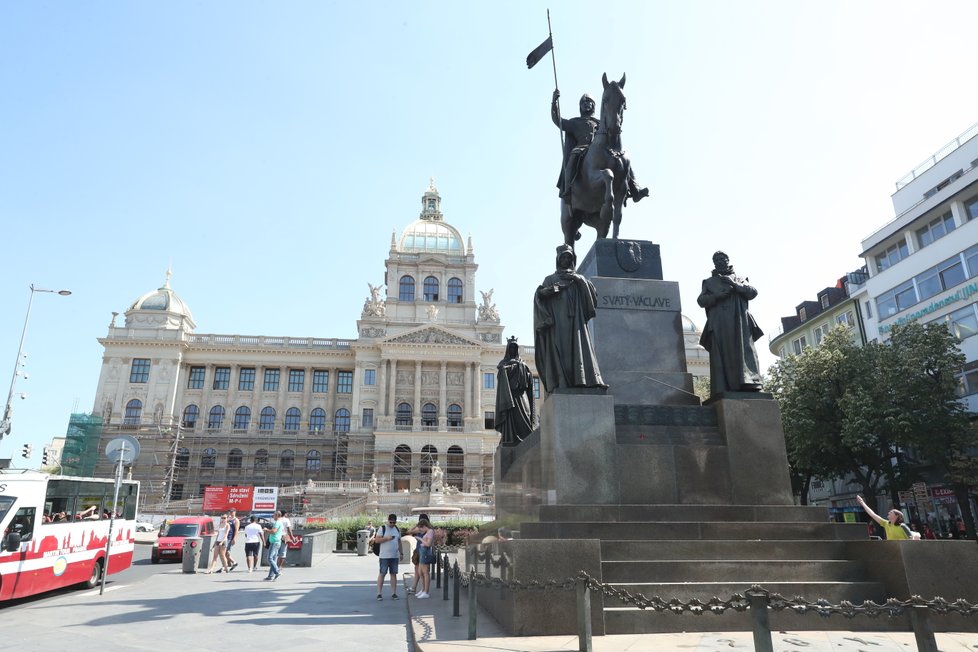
left=408, top=518, right=434, bottom=598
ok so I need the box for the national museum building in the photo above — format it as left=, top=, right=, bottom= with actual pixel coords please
left=67, top=183, right=710, bottom=508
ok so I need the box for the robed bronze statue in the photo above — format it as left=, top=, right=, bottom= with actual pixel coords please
left=697, top=251, right=763, bottom=396
left=494, top=337, right=536, bottom=446
left=553, top=73, right=648, bottom=248
left=534, top=245, right=606, bottom=394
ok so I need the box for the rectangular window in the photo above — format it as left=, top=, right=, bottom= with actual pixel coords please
left=313, top=370, right=329, bottom=393
left=170, top=483, right=184, bottom=501
left=875, top=240, right=909, bottom=273
left=798, top=307, right=808, bottom=321
left=948, top=304, right=978, bottom=341
left=362, top=408, right=374, bottom=428
left=238, top=368, right=255, bottom=391
left=791, top=336, right=807, bottom=356
left=836, top=311, right=854, bottom=327
left=129, top=359, right=150, bottom=383
left=965, top=195, right=978, bottom=221
left=483, top=372, right=495, bottom=389
left=916, top=211, right=955, bottom=249
left=187, top=366, right=205, bottom=389
left=363, top=369, right=376, bottom=385
left=876, top=280, right=917, bottom=319
left=813, top=325, right=825, bottom=346
left=965, top=244, right=978, bottom=278
left=484, top=411, right=495, bottom=430
left=864, top=300, right=873, bottom=319
left=819, top=294, right=830, bottom=309
left=263, top=369, right=280, bottom=391
left=337, top=371, right=353, bottom=393
left=213, top=367, right=230, bottom=390
left=288, top=369, right=305, bottom=392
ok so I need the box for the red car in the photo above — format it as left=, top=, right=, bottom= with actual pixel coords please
left=151, top=517, right=216, bottom=564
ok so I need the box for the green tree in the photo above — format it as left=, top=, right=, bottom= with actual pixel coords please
left=768, top=321, right=976, bottom=534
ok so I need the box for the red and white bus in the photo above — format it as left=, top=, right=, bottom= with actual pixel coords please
left=0, top=470, right=139, bottom=600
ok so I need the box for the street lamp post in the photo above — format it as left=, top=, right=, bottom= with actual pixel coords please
left=0, top=284, right=71, bottom=443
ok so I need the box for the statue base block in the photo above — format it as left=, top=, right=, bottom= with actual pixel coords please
left=541, top=391, right=618, bottom=504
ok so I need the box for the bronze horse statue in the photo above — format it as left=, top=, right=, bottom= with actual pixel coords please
left=560, top=72, right=635, bottom=247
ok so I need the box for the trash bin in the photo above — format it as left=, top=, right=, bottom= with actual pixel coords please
left=356, top=529, right=371, bottom=556
left=182, top=537, right=203, bottom=573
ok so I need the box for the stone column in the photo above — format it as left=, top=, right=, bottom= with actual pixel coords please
left=473, top=361, right=482, bottom=421
left=439, top=361, right=448, bottom=426
left=466, top=362, right=476, bottom=419
left=414, top=360, right=422, bottom=429
left=351, top=361, right=363, bottom=430
left=387, top=359, right=398, bottom=416
left=378, top=359, right=388, bottom=417
left=325, top=367, right=337, bottom=429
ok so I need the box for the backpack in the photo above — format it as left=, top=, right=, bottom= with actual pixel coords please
left=371, top=525, right=384, bottom=555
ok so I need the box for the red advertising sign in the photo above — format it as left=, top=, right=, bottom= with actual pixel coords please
left=202, top=486, right=255, bottom=512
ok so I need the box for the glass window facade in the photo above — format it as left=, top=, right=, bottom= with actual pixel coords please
left=363, top=368, right=376, bottom=385
left=213, top=367, right=230, bottom=390
left=313, top=370, right=329, bottom=393
left=337, top=371, right=353, bottom=393
left=423, top=276, right=439, bottom=301
left=182, top=404, right=199, bottom=428
left=259, top=407, right=276, bottom=431
left=188, top=366, right=205, bottom=389
left=124, top=399, right=142, bottom=425
left=284, top=407, right=301, bottom=431
left=334, top=408, right=350, bottom=432
left=362, top=408, right=374, bottom=428
left=447, top=277, right=463, bottom=303
left=233, top=406, right=251, bottom=431
left=288, top=369, right=305, bottom=392
left=309, top=408, right=326, bottom=432
left=483, top=372, right=495, bottom=389
left=916, top=211, right=955, bottom=248
left=238, top=368, right=255, bottom=391
left=208, top=406, right=225, bottom=429
left=399, top=275, right=415, bottom=301
left=263, top=369, right=280, bottom=391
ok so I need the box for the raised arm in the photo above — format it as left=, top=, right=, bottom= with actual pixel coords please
left=856, top=495, right=884, bottom=526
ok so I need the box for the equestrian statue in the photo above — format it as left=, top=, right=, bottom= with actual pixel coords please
left=552, top=72, right=649, bottom=248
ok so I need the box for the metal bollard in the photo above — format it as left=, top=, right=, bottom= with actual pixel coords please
left=576, top=577, right=593, bottom=652
left=910, top=605, right=939, bottom=652
left=436, top=551, right=441, bottom=589
left=452, top=560, right=461, bottom=617
left=747, top=592, right=774, bottom=652
left=442, top=554, right=450, bottom=600
left=467, top=570, right=477, bottom=640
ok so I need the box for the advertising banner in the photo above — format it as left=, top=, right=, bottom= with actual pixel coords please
left=203, top=486, right=256, bottom=512
left=251, top=486, right=278, bottom=515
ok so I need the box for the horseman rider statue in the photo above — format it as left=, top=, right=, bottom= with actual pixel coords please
left=551, top=89, right=649, bottom=203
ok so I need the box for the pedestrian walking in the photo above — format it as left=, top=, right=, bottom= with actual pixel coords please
left=243, top=516, right=264, bottom=572
left=263, top=511, right=285, bottom=581
left=225, top=509, right=240, bottom=571
left=277, top=510, right=295, bottom=572
left=208, top=515, right=230, bottom=574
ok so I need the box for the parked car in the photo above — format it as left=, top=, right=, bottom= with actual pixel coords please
left=135, top=521, right=156, bottom=532
left=150, top=517, right=216, bottom=564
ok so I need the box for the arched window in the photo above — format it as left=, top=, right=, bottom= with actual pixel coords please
left=334, top=408, right=351, bottom=432
left=259, top=407, right=276, bottom=431
left=124, top=399, right=143, bottom=426
left=399, top=275, right=415, bottom=301
left=228, top=448, right=243, bottom=469
left=201, top=448, right=217, bottom=468
left=284, top=408, right=301, bottom=432
left=207, top=405, right=225, bottom=430
left=309, top=408, right=326, bottom=432
left=422, top=402, right=437, bottom=427
left=182, top=404, right=199, bottom=429
left=254, top=449, right=268, bottom=471
left=447, top=277, right=463, bottom=304
left=421, top=444, right=437, bottom=478
left=447, top=404, right=463, bottom=428
left=393, top=444, right=412, bottom=475
left=306, top=449, right=321, bottom=472
left=447, top=445, right=464, bottom=488
left=233, top=406, right=251, bottom=431
left=395, top=402, right=412, bottom=428
left=423, top=276, right=439, bottom=301
left=175, top=447, right=190, bottom=468
left=280, top=449, right=294, bottom=470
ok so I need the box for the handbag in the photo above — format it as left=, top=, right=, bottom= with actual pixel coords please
left=411, top=547, right=419, bottom=565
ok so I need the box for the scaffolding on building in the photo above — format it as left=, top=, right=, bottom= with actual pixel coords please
left=61, top=413, right=103, bottom=477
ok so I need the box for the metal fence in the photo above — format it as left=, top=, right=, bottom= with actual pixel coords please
left=428, top=548, right=978, bottom=652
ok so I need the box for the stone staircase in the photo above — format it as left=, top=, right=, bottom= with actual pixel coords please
left=521, top=504, right=902, bottom=633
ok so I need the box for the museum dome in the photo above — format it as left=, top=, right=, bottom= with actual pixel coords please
left=398, top=180, right=465, bottom=254
left=124, top=271, right=196, bottom=330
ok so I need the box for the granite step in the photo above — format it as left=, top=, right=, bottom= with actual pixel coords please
left=601, top=559, right=867, bottom=583
left=601, top=539, right=852, bottom=561
left=520, top=520, right=867, bottom=541
left=539, top=504, right=835, bottom=523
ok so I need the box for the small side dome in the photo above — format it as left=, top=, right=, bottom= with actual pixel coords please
left=125, top=271, right=195, bottom=331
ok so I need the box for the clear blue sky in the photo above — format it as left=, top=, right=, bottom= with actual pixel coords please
left=3, top=1, right=978, bottom=464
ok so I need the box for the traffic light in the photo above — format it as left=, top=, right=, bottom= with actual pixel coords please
left=21, top=443, right=32, bottom=459
left=42, top=448, right=50, bottom=465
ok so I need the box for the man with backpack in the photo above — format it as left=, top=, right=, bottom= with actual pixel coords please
left=373, top=513, right=402, bottom=601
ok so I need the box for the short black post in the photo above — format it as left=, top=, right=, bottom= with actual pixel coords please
left=910, top=606, right=939, bottom=652
left=452, top=560, right=461, bottom=617
left=467, top=570, right=477, bottom=640
left=747, top=591, right=774, bottom=652
left=576, top=577, right=593, bottom=652
left=442, top=554, right=450, bottom=600
left=435, top=551, right=442, bottom=589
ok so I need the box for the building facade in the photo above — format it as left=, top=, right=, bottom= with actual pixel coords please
left=73, top=183, right=713, bottom=509
left=768, top=271, right=869, bottom=358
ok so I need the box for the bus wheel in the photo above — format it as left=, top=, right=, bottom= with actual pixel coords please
left=83, top=559, right=104, bottom=589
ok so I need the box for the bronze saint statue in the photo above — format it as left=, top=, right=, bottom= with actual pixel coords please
left=554, top=73, right=649, bottom=248
left=697, top=251, right=764, bottom=396
left=534, top=245, right=606, bottom=394
left=494, top=337, right=536, bottom=446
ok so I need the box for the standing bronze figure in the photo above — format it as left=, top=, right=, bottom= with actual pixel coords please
left=697, top=251, right=764, bottom=396
left=534, top=245, right=606, bottom=393
left=555, top=73, right=648, bottom=248
left=494, top=337, right=536, bottom=446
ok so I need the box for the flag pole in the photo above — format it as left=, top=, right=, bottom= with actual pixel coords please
left=547, top=9, right=564, bottom=151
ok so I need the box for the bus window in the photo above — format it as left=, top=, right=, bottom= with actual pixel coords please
left=7, top=507, right=35, bottom=541
left=0, top=496, right=14, bottom=524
